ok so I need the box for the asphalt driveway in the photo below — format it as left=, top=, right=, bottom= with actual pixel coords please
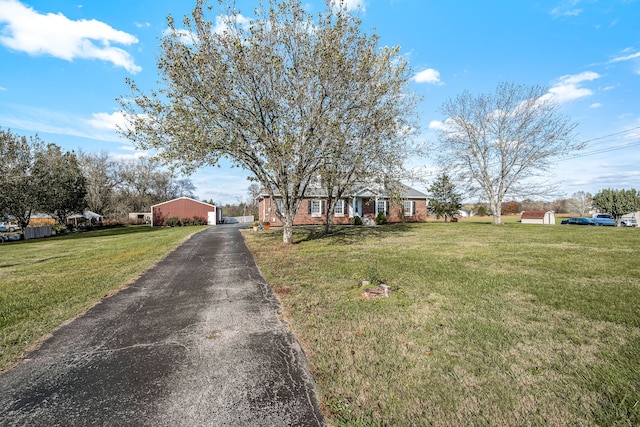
left=0, top=225, right=324, bottom=426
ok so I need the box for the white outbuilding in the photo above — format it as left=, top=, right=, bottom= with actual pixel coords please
left=521, top=210, right=555, bottom=225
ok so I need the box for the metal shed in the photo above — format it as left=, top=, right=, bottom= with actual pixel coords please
left=521, top=210, right=556, bottom=225
left=151, top=197, right=219, bottom=227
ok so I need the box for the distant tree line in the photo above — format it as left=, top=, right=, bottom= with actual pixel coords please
left=459, top=189, right=639, bottom=221
left=1, top=128, right=195, bottom=229
left=78, top=151, right=195, bottom=217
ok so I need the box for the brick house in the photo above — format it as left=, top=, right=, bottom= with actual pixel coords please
left=258, top=184, right=428, bottom=226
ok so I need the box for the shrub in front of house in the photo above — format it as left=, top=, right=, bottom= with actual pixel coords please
left=376, top=212, right=387, bottom=225
left=178, top=216, right=207, bottom=226
left=192, top=216, right=207, bottom=225
left=103, top=218, right=128, bottom=228
left=52, top=223, right=68, bottom=234
left=352, top=215, right=363, bottom=226
left=166, top=217, right=181, bottom=227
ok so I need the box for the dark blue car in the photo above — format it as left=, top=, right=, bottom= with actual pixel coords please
left=561, top=217, right=592, bottom=225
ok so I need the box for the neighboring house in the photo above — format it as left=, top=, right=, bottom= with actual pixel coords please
left=521, top=210, right=555, bottom=225
left=258, top=184, right=428, bottom=226
left=68, top=211, right=104, bottom=227
left=151, top=197, right=220, bottom=227
left=29, top=213, right=56, bottom=227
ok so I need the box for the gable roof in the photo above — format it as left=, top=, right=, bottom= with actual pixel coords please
left=151, top=197, right=215, bottom=209
left=521, top=210, right=552, bottom=219
left=260, top=183, right=427, bottom=199
left=68, top=210, right=104, bottom=220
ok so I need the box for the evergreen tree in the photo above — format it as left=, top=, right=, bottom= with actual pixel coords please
left=428, top=173, right=462, bottom=221
left=592, top=188, right=640, bottom=225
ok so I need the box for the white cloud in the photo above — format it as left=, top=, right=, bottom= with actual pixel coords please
left=545, top=71, right=600, bottom=103
left=589, top=103, right=603, bottom=108
left=111, top=147, right=148, bottom=161
left=134, top=22, right=151, bottom=29
left=550, top=0, right=583, bottom=17
left=0, top=0, right=141, bottom=73
left=413, top=68, right=442, bottom=85
left=119, top=145, right=139, bottom=151
left=212, top=14, right=251, bottom=35
left=0, top=104, right=130, bottom=142
left=162, top=28, right=196, bottom=45
left=0, top=86, right=6, bottom=91
left=610, top=51, right=640, bottom=63
left=428, top=120, right=447, bottom=130
left=331, top=0, right=366, bottom=12
left=86, top=111, right=130, bottom=131
left=608, top=49, right=640, bottom=74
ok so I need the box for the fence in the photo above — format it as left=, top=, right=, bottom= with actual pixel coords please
left=222, top=215, right=255, bottom=224
left=24, top=226, right=53, bottom=240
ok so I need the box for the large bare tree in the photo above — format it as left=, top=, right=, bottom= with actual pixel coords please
left=78, top=151, right=115, bottom=215
left=435, top=82, right=581, bottom=225
left=570, top=190, right=592, bottom=216
left=119, top=0, right=416, bottom=243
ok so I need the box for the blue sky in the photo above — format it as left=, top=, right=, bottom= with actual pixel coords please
left=1, top=0, right=639, bottom=205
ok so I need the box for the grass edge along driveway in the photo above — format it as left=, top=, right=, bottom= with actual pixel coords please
left=243, top=222, right=640, bottom=426
left=0, top=225, right=205, bottom=371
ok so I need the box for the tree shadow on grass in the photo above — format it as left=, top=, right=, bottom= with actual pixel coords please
left=293, top=223, right=420, bottom=244
left=17, top=225, right=196, bottom=244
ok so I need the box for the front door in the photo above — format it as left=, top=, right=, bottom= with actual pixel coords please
left=362, top=197, right=375, bottom=216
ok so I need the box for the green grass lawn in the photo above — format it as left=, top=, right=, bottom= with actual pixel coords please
left=0, top=225, right=205, bottom=371
left=243, top=223, right=640, bottom=426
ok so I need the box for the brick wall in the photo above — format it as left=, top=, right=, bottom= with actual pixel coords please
left=152, top=198, right=214, bottom=226
left=259, top=197, right=428, bottom=225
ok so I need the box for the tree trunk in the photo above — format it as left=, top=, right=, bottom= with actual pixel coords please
left=324, top=199, right=335, bottom=234
left=325, top=213, right=334, bottom=234
left=282, top=216, right=294, bottom=244
left=493, top=213, right=502, bottom=225
left=491, top=200, right=502, bottom=225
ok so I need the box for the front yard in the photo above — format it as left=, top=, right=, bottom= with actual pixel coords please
left=0, top=225, right=205, bottom=370
left=243, top=222, right=640, bottom=426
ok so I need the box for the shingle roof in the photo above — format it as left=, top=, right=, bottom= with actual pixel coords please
left=260, top=182, right=427, bottom=199
left=521, top=210, right=551, bottom=219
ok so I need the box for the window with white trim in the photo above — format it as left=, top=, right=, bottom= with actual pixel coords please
left=376, top=199, right=387, bottom=215
left=311, top=200, right=323, bottom=217
left=275, top=199, right=283, bottom=214
left=403, top=200, right=415, bottom=216
left=334, top=199, right=345, bottom=216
